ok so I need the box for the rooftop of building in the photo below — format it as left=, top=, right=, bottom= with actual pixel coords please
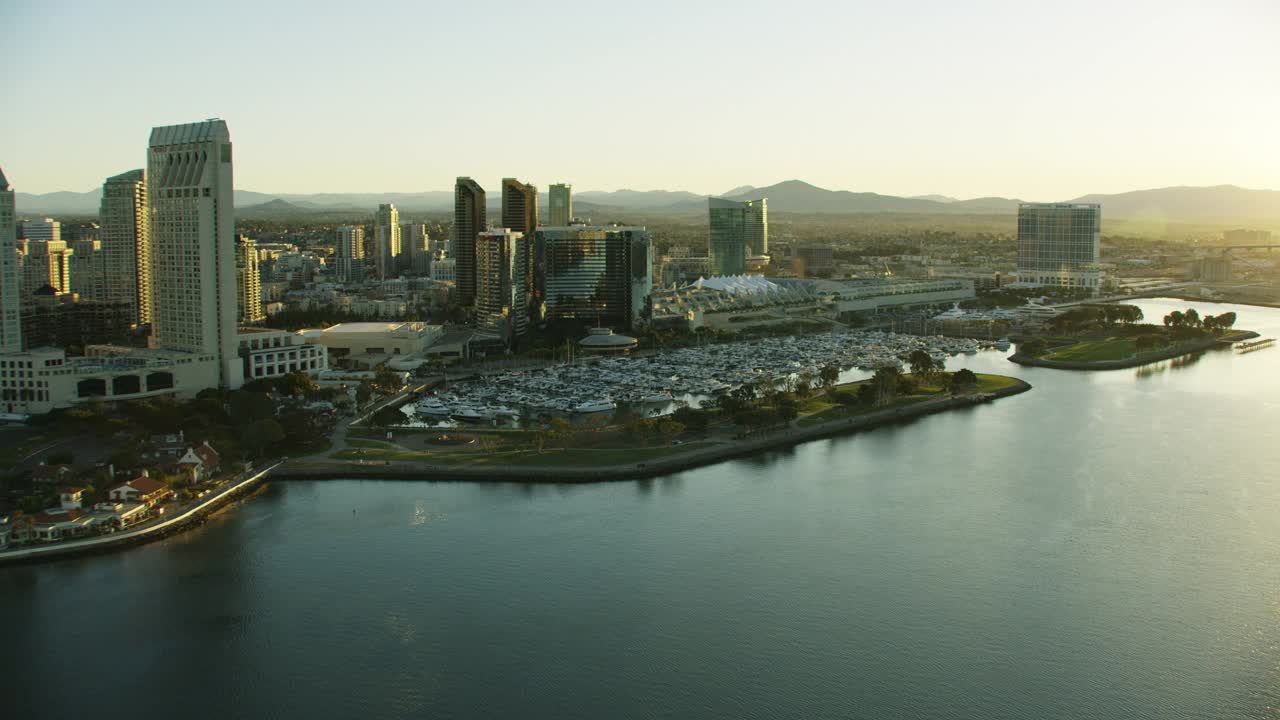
left=321, top=321, right=435, bottom=335
left=149, top=119, right=229, bottom=147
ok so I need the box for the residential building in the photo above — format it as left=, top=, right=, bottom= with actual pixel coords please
left=431, top=255, right=456, bottom=283
left=177, top=441, right=220, bottom=483
left=68, top=237, right=107, bottom=302
left=1016, top=203, right=1102, bottom=292
left=535, top=224, right=653, bottom=329
left=474, top=229, right=529, bottom=342
left=549, top=183, right=573, bottom=226
left=99, top=169, right=150, bottom=325
left=20, top=288, right=132, bottom=350
left=108, top=472, right=172, bottom=507
left=708, top=197, right=767, bottom=276
left=237, top=328, right=329, bottom=381
left=374, top=204, right=401, bottom=279
left=452, top=177, right=485, bottom=305
left=21, top=218, right=60, bottom=241
left=237, top=235, right=265, bottom=324
left=401, top=222, right=431, bottom=274
left=0, top=167, right=19, bottom=352
left=501, top=179, right=537, bottom=319
left=19, top=239, right=74, bottom=296
left=334, top=225, right=365, bottom=283
left=147, top=118, right=242, bottom=389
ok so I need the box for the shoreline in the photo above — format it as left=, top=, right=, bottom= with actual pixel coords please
left=1, top=379, right=1032, bottom=565
left=1008, top=331, right=1259, bottom=371
left=273, top=379, right=1032, bottom=484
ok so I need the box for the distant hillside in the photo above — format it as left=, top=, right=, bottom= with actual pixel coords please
left=720, top=180, right=990, bottom=214
left=1069, top=185, right=1280, bottom=222
left=15, top=189, right=101, bottom=215
left=573, top=189, right=706, bottom=210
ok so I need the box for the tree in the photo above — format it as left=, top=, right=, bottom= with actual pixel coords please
left=672, top=406, right=709, bottom=434
left=1215, top=311, right=1237, bottom=330
left=240, top=419, right=285, bottom=458
left=819, top=364, right=840, bottom=390
left=794, top=377, right=813, bottom=399
left=949, top=368, right=978, bottom=391
left=731, top=383, right=757, bottom=405
left=228, top=390, right=274, bottom=424
left=907, top=350, right=935, bottom=383
left=46, top=449, right=75, bottom=466
left=870, top=366, right=900, bottom=407
left=374, top=366, right=404, bottom=394
left=831, top=390, right=858, bottom=406
left=355, top=381, right=373, bottom=406
left=1184, top=308, right=1201, bottom=328
left=368, top=406, right=404, bottom=429
left=1020, top=338, right=1047, bottom=358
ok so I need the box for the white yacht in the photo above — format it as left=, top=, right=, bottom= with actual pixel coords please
left=452, top=406, right=494, bottom=422
left=415, top=399, right=452, bottom=417
left=572, top=400, right=616, bottom=414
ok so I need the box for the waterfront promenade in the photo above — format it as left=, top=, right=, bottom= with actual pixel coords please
left=0, top=462, right=282, bottom=564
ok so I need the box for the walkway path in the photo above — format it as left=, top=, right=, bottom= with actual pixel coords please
left=0, top=462, right=283, bottom=564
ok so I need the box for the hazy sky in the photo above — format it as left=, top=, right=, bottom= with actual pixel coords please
left=3, top=0, right=1277, bottom=199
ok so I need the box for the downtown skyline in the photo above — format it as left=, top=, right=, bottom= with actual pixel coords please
left=3, top=0, right=1277, bottom=199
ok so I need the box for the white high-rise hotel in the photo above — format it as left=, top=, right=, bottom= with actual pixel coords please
left=146, top=119, right=243, bottom=389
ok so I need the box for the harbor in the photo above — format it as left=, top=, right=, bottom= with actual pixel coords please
left=410, top=331, right=994, bottom=423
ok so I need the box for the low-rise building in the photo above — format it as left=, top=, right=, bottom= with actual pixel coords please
left=177, top=441, right=220, bottom=483
left=32, top=508, right=96, bottom=541
left=237, top=328, right=329, bottom=382
left=305, top=322, right=443, bottom=368
left=108, top=473, right=172, bottom=508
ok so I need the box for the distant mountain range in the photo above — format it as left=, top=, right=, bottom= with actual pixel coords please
left=14, top=180, right=1280, bottom=222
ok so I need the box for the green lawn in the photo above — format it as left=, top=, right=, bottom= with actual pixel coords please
left=1045, top=338, right=1137, bottom=362
left=329, top=442, right=716, bottom=467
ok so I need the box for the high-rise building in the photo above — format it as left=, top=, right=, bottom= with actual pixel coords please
left=335, top=225, right=366, bottom=283
left=69, top=237, right=107, bottom=302
left=99, top=169, right=151, bottom=326
left=502, top=179, right=538, bottom=318
left=549, top=183, right=573, bottom=227
left=535, top=224, right=653, bottom=330
left=147, top=118, right=243, bottom=389
left=1016, top=203, right=1102, bottom=292
left=708, top=197, right=768, bottom=276
left=21, top=218, right=61, bottom=242
left=452, top=177, right=486, bottom=306
left=474, top=229, right=529, bottom=342
left=502, top=178, right=539, bottom=236
left=237, top=235, right=265, bottom=324
left=374, top=204, right=401, bottom=279
left=401, top=222, right=431, bottom=274
left=19, top=240, right=74, bottom=297
left=0, top=167, right=19, bottom=352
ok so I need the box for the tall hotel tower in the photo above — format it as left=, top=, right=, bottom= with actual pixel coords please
left=548, top=183, right=573, bottom=226
left=147, top=119, right=243, bottom=389
left=708, top=197, right=767, bottom=276
left=0, top=168, right=19, bottom=352
left=99, top=169, right=151, bottom=326
left=452, top=177, right=486, bottom=306
left=1016, top=203, right=1102, bottom=293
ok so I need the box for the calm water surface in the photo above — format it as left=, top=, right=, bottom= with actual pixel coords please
left=3, top=298, right=1279, bottom=719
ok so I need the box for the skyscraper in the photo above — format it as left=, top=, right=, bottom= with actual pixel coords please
left=1016, top=203, right=1102, bottom=293
left=400, top=222, right=431, bottom=274
left=452, top=177, right=486, bottom=306
left=19, top=240, right=74, bottom=297
left=474, top=229, right=529, bottom=343
left=68, top=237, right=107, bottom=302
left=502, top=178, right=539, bottom=236
left=99, top=169, right=151, bottom=326
left=0, top=168, right=19, bottom=352
left=147, top=119, right=242, bottom=389
left=237, top=235, right=265, bottom=324
left=549, top=183, right=573, bottom=226
left=535, top=225, right=653, bottom=330
left=708, top=197, right=768, bottom=276
left=335, top=225, right=366, bottom=282
left=374, top=203, right=401, bottom=279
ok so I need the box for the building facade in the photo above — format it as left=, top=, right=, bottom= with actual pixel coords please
left=99, top=169, right=150, bottom=326
left=237, top=235, right=265, bottom=324
left=374, top=203, right=401, bottom=279
left=0, top=168, right=18, bottom=352
left=1016, top=203, right=1102, bottom=292
left=335, top=225, right=365, bottom=283
left=535, top=225, right=653, bottom=330
left=147, top=119, right=242, bottom=389
left=708, top=197, right=767, bottom=276
left=21, top=290, right=132, bottom=350
left=238, top=328, right=328, bottom=382
left=452, top=177, right=486, bottom=306
left=401, top=222, right=430, bottom=274
left=21, top=218, right=61, bottom=241
left=19, top=240, right=74, bottom=297
left=68, top=237, right=107, bottom=302
left=549, top=183, right=572, bottom=226
left=474, top=229, right=529, bottom=342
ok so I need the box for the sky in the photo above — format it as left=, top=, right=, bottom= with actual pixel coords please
left=2, top=0, right=1278, bottom=200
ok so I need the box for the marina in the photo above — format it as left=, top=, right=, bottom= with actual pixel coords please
left=413, top=331, right=986, bottom=422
